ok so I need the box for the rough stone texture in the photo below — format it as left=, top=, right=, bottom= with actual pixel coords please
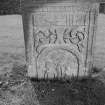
left=22, top=1, right=99, bottom=79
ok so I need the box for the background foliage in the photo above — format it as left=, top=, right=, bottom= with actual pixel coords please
left=0, top=0, right=21, bottom=14
left=0, top=1, right=105, bottom=15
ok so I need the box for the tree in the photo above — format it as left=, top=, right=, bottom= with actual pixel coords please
left=100, top=3, right=105, bottom=14
left=0, top=0, right=21, bottom=15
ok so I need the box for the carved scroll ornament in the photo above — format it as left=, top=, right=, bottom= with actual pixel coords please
left=34, top=29, right=57, bottom=53
left=34, top=26, right=87, bottom=54
left=63, top=27, right=87, bottom=52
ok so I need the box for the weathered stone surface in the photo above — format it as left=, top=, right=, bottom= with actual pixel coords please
left=22, top=0, right=99, bottom=79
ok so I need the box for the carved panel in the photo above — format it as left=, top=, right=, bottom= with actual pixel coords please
left=22, top=1, right=99, bottom=78
left=32, top=6, right=89, bottom=78
left=33, top=26, right=87, bottom=78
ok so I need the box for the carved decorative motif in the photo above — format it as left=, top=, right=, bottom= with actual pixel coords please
left=23, top=1, right=99, bottom=78
left=63, top=27, right=87, bottom=52
left=33, top=29, right=57, bottom=53
left=37, top=48, right=79, bottom=78
left=33, top=27, right=86, bottom=78
left=34, top=26, right=87, bottom=54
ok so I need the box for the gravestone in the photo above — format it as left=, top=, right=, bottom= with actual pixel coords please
left=22, top=0, right=99, bottom=79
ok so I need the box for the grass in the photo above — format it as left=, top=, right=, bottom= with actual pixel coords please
left=0, top=62, right=105, bottom=105
left=32, top=77, right=105, bottom=105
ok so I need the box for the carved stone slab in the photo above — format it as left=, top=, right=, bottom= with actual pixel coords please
left=22, top=1, right=99, bottom=79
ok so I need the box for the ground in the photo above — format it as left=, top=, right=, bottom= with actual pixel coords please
left=0, top=15, right=105, bottom=105
left=0, top=63, right=105, bottom=105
